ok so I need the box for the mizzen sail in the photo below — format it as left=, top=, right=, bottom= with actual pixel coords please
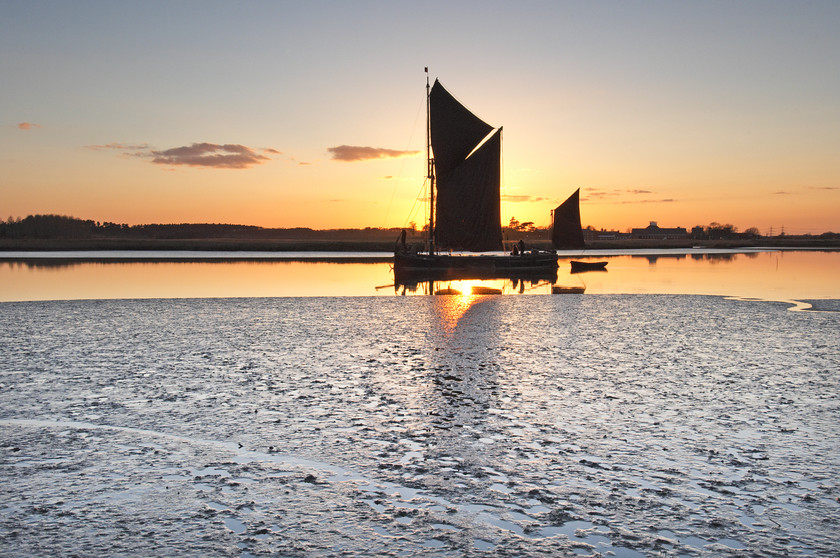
left=552, top=189, right=585, bottom=249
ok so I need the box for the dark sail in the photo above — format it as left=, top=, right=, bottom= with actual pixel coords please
left=552, top=189, right=585, bottom=249
left=429, top=80, right=494, bottom=176
left=430, top=80, right=502, bottom=251
left=435, top=129, right=502, bottom=251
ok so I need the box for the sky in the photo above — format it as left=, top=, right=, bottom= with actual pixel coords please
left=2, top=1, right=839, bottom=234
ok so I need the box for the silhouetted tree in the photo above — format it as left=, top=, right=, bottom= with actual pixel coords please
left=706, top=222, right=738, bottom=240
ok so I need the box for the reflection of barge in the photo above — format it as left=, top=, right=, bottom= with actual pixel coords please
left=394, top=251, right=558, bottom=281
left=552, top=285, right=585, bottom=294
left=570, top=260, right=608, bottom=273
left=393, top=259, right=558, bottom=289
left=392, top=275, right=557, bottom=296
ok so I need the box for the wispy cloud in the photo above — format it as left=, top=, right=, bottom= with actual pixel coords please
left=17, top=122, right=41, bottom=130
left=327, top=145, right=420, bottom=162
left=86, top=142, right=150, bottom=151
left=584, top=188, right=668, bottom=203
left=773, top=187, right=838, bottom=195
left=586, top=188, right=654, bottom=199
left=619, top=198, right=675, bottom=204
left=502, top=194, right=548, bottom=203
left=87, top=142, right=278, bottom=169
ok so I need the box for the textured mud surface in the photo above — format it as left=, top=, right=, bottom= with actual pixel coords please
left=1, top=295, right=838, bottom=556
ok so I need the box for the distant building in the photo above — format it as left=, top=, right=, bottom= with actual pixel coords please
left=631, top=221, right=688, bottom=240
left=582, top=227, right=628, bottom=241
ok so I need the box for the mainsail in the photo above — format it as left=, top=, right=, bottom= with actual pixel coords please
left=552, top=189, right=585, bottom=249
left=430, top=80, right=503, bottom=251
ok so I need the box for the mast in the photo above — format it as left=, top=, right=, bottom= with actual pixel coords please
left=425, top=67, right=435, bottom=254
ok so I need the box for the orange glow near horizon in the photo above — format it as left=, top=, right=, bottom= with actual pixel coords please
left=5, top=175, right=837, bottom=236
left=3, top=5, right=839, bottom=236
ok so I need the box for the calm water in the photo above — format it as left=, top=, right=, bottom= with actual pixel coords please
left=2, top=249, right=840, bottom=302
left=1, top=250, right=839, bottom=556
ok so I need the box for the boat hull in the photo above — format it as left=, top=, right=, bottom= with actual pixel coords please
left=394, top=251, right=558, bottom=282
left=570, top=260, right=608, bottom=273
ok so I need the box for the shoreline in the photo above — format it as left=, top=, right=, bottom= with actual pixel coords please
left=2, top=237, right=839, bottom=253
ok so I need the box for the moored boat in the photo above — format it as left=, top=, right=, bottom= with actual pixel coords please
left=570, top=260, right=608, bottom=273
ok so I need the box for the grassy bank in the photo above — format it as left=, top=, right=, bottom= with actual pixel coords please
left=2, top=237, right=839, bottom=252
left=0, top=238, right=402, bottom=252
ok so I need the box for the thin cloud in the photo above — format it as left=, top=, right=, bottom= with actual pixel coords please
left=586, top=188, right=655, bottom=199
left=808, top=186, right=838, bottom=190
left=86, top=142, right=150, bottom=151
left=584, top=188, right=667, bottom=204
left=619, top=198, right=675, bottom=204
left=88, top=142, right=277, bottom=169
left=285, top=154, right=312, bottom=166
left=328, top=145, right=420, bottom=162
left=502, top=194, right=548, bottom=203
left=17, top=122, right=41, bottom=130
left=584, top=190, right=613, bottom=200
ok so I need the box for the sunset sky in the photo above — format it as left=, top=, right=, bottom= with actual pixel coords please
left=3, top=1, right=839, bottom=234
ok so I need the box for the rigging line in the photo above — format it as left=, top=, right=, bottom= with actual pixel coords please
left=381, top=93, right=425, bottom=230
left=402, top=177, right=429, bottom=232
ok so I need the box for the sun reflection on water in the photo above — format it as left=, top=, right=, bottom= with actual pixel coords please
left=431, top=293, right=477, bottom=332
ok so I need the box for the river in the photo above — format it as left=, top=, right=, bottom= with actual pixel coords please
left=2, top=249, right=839, bottom=303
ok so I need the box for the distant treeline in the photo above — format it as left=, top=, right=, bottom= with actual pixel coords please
left=2, top=214, right=837, bottom=244
left=689, top=224, right=836, bottom=240
left=0, top=214, right=426, bottom=241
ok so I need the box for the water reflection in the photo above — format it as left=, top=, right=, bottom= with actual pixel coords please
left=422, top=296, right=503, bottom=446
left=0, top=260, right=394, bottom=301
left=393, top=265, right=558, bottom=295
left=424, top=289, right=508, bottom=333
left=393, top=278, right=559, bottom=297
left=1, top=250, right=839, bottom=302
left=640, top=252, right=744, bottom=264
